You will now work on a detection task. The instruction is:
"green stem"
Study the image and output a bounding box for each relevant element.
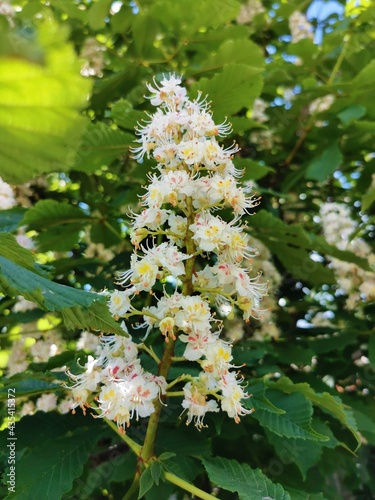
[123,473,141,500]
[164,471,217,500]
[137,343,161,364]
[166,391,185,397]
[328,34,350,85]
[92,404,142,456]
[166,374,191,389]
[181,196,197,296]
[137,196,197,466]
[139,338,176,464]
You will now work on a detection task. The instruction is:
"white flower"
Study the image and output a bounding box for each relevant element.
[174,296,212,333]
[204,340,233,377]
[309,95,335,115]
[147,74,187,108]
[237,0,265,24]
[58,398,75,414]
[252,98,269,123]
[68,355,102,392]
[76,331,101,352]
[0,176,16,209]
[80,37,105,77]
[180,330,217,361]
[16,233,35,250]
[12,296,37,313]
[19,401,36,417]
[36,393,58,412]
[218,372,252,423]
[181,382,219,429]
[109,289,134,317]
[289,11,314,43]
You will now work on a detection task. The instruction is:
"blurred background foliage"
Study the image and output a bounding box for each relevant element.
[0,0,374,498]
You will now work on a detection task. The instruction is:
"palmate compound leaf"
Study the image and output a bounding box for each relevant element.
[267,377,361,450]
[4,429,99,500]
[202,456,291,500]
[253,391,330,442]
[190,63,263,121]
[0,234,124,334]
[71,122,134,173]
[265,419,340,480]
[248,210,371,285]
[0,22,92,184]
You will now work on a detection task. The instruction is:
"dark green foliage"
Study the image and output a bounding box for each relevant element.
[0,1,374,499]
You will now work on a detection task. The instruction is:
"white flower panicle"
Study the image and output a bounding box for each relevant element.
[68,74,268,430]
[237,0,265,24]
[320,202,375,309]
[289,11,314,43]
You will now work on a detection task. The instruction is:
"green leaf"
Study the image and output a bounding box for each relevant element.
[203,456,290,500]
[90,218,123,246]
[0,255,96,311]
[337,105,366,125]
[132,13,161,59]
[0,233,42,271]
[266,419,339,479]
[72,123,134,172]
[190,64,263,121]
[0,208,26,233]
[287,489,325,500]
[150,461,162,486]
[253,391,330,442]
[248,211,335,285]
[111,4,133,34]
[362,186,375,211]
[368,334,375,365]
[268,377,360,449]
[87,0,112,30]
[0,411,98,450]
[150,0,240,34]
[0,377,62,399]
[22,200,87,230]
[138,467,155,498]
[4,430,99,500]
[155,426,212,457]
[79,452,137,499]
[309,235,372,271]
[0,234,124,334]
[162,455,201,483]
[158,452,176,461]
[236,158,274,181]
[111,99,145,131]
[247,379,286,414]
[350,400,375,446]
[61,302,125,335]
[21,199,88,251]
[0,22,91,184]
[36,223,83,252]
[199,38,264,74]
[305,142,343,182]
[28,351,79,372]
[306,329,358,354]
[266,430,322,480]
[352,59,375,87]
